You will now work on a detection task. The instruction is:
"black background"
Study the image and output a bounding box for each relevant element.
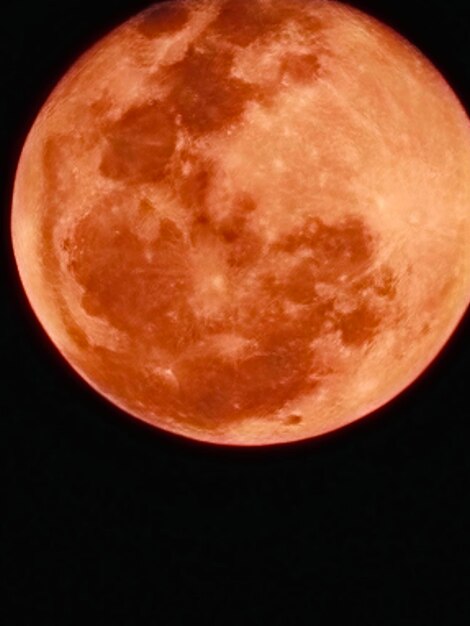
[2,1,470,624]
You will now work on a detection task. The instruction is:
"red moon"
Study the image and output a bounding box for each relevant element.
[11,0,470,445]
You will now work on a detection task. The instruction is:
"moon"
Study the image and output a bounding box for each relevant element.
[11,0,470,446]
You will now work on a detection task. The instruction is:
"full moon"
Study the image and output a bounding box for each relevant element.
[12,0,470,445]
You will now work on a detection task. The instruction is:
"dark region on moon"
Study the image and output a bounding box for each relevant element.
[138,1,191,38]
[100,103,178,183]
[38,0,398,430]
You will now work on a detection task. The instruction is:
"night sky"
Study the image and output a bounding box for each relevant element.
[2,1,470,624]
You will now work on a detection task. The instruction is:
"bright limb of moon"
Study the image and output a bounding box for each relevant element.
[11,0,470,445]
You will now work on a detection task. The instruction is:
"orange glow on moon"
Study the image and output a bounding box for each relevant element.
[11,0,470,446]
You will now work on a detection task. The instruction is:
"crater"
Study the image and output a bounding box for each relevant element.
[285,414,303,425]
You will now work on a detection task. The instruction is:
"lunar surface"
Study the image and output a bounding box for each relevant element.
[12,0,470,445]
